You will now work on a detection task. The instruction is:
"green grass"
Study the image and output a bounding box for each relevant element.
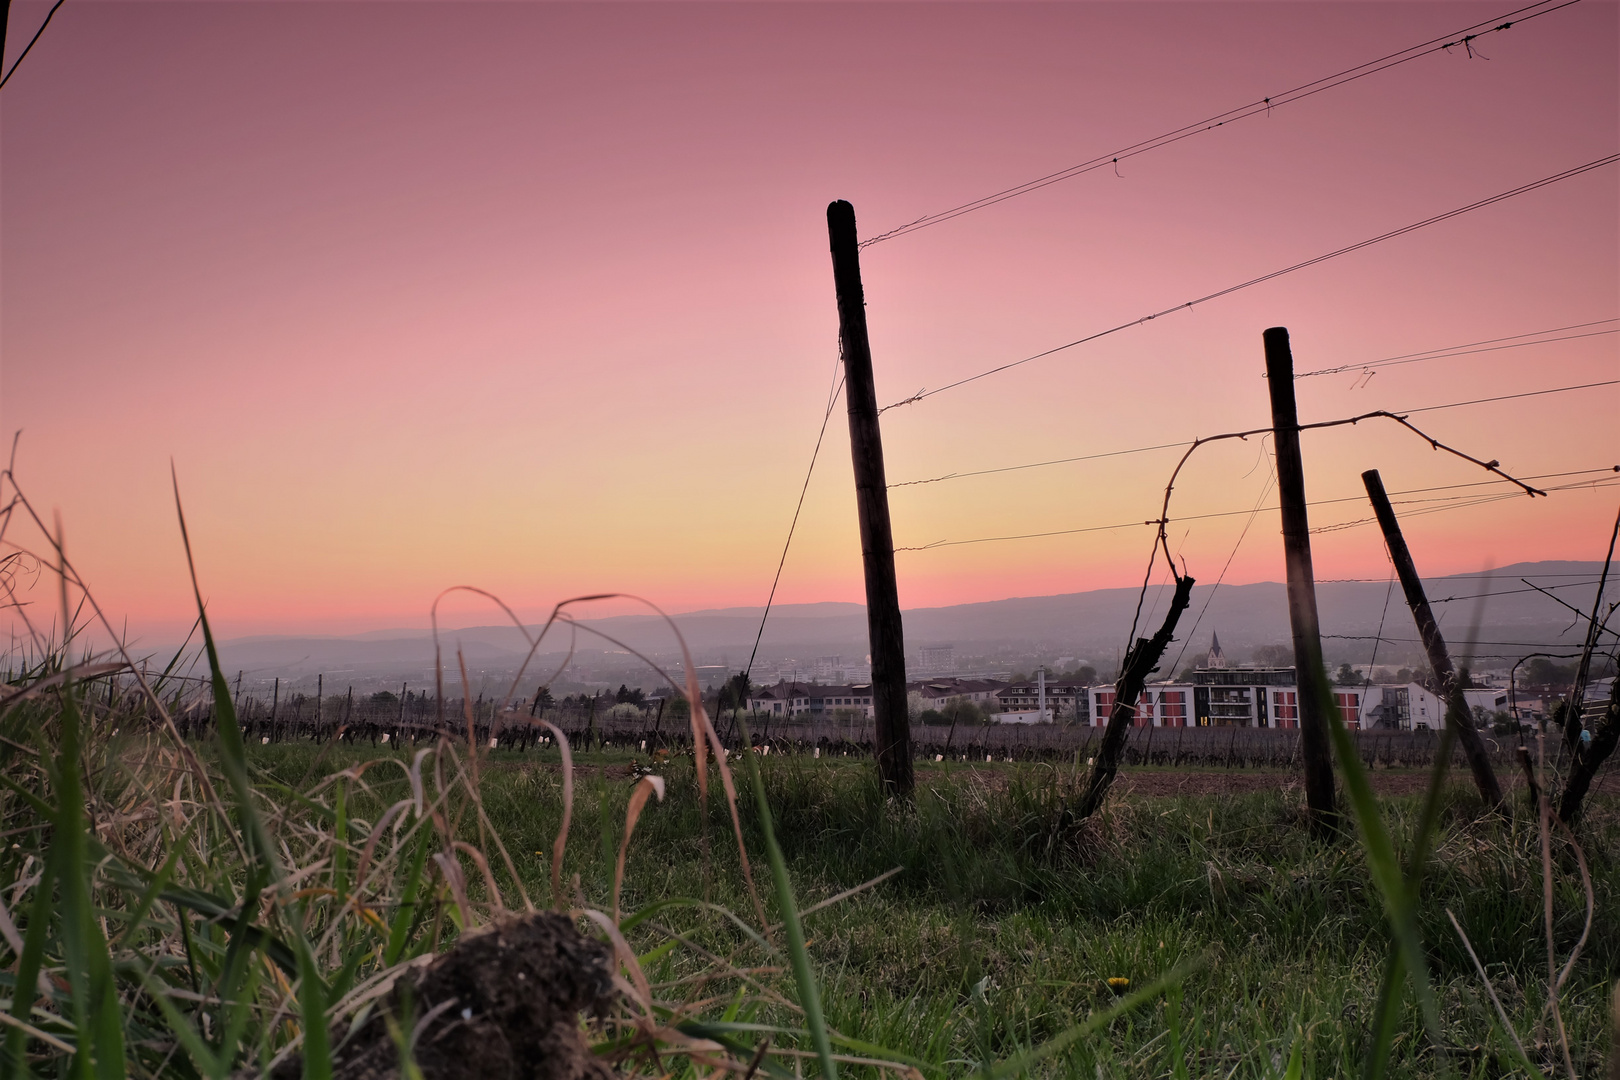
[232,742,1616,1078]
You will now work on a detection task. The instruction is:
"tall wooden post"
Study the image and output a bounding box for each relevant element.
[1361,469,1504,807]
[828,200,913,797]
[1264,327,1338,836]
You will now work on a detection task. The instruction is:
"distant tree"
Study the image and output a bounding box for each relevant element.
[534,686,555,711]
[1175,666,1200,683]
[1334,663,1360,686]
[1524,658,1576,688]
[720,672,753,714]
[369,690,398,706]
[1252,645,1293,667]
[615,684,645,706]
[667,694,691,720]
[919,708,945,725]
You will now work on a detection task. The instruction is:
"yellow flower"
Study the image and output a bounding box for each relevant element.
[1106,978,1130,993]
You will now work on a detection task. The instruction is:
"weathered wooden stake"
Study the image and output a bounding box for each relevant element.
[1264,327,1339,837]
[828,200,913,797]
[1362,468,1504,807]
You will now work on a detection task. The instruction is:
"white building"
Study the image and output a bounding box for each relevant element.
[1360,683,1447,731]
[1463,688,1512,716]
[746,681,875,719]
[997,678,1089,722]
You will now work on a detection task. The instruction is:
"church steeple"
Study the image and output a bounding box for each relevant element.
[1207,632,1227,669]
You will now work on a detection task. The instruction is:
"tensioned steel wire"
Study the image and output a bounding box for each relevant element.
[858,0,1587,249]
[876,155,1620,413]
[888,330,1619,490]
[894,466,1620,552]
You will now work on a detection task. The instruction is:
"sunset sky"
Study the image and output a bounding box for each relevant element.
[2,1,1616,644]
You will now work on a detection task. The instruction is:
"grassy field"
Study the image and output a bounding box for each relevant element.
[237,742,1617,1078]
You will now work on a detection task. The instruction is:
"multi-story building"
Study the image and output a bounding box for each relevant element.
[1189,665,1298,727]
[999,679,1091,722]
[1089,684,1194,727]
[746,681,875,719]
[1085,667,1377,730]
[747,682,813,717]
[917,644,955,673]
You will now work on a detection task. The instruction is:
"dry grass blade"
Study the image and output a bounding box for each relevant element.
[1537,731,1578,1080]
[1551,819,1594,999]
[0,661,125,712]
[615,774,666,924]
[1445,909,1539,1075]
[536,719,573,910]
[0,1006,77,1054]
[693,696,773,942]
[351,798,417,896]
[431,851,475,929]
[774,867,903,931]
[580,908,654,1016]
[450,840,505,914]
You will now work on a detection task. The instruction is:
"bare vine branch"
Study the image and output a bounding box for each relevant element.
[1126,408,1544,658]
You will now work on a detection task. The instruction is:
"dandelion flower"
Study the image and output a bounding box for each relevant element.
[1107,978,1130,993]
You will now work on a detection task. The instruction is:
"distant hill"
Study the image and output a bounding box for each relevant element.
[208,561,1608,685]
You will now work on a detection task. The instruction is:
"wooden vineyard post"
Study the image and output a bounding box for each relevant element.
[1264,327,1339,837]
[1361,469,1504,807]
[827,200,913,797]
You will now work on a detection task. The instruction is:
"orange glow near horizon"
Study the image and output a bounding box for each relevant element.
[1,2,1615,645]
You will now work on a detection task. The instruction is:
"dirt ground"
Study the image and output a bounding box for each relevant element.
[269,912,619,1080]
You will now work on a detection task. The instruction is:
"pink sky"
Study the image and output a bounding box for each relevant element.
[2,1,1616,643]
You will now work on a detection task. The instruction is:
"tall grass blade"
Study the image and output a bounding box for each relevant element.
[296,935,333,1080]
[171,466,279,882]
[735,716,836,1080]
[50,632,125,1080]
[3,846,58,1079]
[385,827,433,967]
[1321,685,1442,1078]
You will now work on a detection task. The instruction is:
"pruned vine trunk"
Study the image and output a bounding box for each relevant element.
[1558,676,1620,824]
[1075,573,1196,820]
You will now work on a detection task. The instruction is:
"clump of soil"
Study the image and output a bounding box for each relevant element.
[272,911,619,1080]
